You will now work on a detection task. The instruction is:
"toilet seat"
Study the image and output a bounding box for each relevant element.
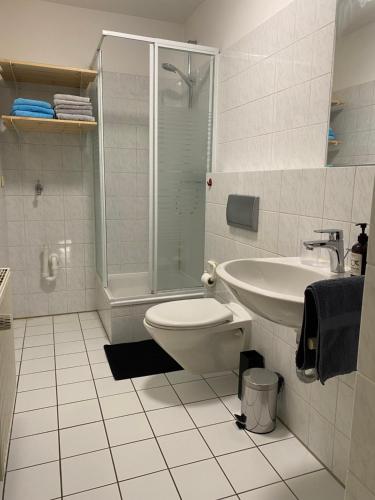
[145,298,233,330]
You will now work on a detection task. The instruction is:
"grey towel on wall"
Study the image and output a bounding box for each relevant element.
[56,113,95,122]
[54,94,90,103]
[296,276,365,384]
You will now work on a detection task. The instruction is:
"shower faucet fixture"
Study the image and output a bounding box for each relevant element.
[161,62,195,108]
[161,63,195,88]
[35,179,43,196]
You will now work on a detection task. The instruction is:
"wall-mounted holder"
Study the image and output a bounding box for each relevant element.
[35,180,43,196]
[201,260,217,288]
[295,328,317,383]
[42,246,59,283]
[226,195,259,232]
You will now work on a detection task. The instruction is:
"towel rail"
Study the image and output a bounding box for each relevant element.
[295,328,318,383]
[307,338,317,350]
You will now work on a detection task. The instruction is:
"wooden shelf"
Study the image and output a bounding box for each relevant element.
[328,139,342,146]
[1,115,97,134]
[331,99,345,107]
[331,100,345,113]
[0,59,97,89]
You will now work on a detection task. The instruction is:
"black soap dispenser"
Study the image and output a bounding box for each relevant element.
[350,223,368,276]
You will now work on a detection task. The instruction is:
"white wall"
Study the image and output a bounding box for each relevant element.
[213,0,335,173]
[0,0,184,69]
[206,164,375,483]
[187,0,363,484]
[185,0,294,49]
[345,182,375,500]
[334,20,375,91]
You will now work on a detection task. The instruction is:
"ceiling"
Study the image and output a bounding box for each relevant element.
[43,0,204,23]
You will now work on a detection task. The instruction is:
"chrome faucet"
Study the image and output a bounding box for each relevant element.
[303,229,345,273]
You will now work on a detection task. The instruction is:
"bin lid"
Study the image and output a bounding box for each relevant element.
[242,368,279,391]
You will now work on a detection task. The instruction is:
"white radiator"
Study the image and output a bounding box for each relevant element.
[0,269,16,480]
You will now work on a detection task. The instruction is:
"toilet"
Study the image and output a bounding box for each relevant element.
[143,298,252,374]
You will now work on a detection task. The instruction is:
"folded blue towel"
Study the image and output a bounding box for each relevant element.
[12,105,54,116]
[11,110,54,119]
[328,127,336,140]
[13,98,52,109]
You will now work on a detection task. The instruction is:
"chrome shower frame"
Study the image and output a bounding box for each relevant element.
[93,30,219,300]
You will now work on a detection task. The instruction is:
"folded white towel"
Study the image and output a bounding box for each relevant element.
[56,113,95,122]
[54,94,90,103]
[54,99,92,107]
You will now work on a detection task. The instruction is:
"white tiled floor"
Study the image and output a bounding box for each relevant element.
[5,312,345,500]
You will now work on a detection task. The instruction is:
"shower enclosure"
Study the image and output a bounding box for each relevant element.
[92,31,217,341]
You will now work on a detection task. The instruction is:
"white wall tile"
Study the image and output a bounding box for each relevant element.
[358,265,375,382]
[300,168,326,217]
[293,34,313,85]
[345,472,375,500]
[333,430,350,484]
[348,374,375,495]
[336,381,355,438]
[278,213,299,256]
[309,74,332,125]
[324,167,355,221]
[280,170,303,214]
[308,408,334,468]
[310,378,338,424]
[311,24,335,79]
[352,167,375,223]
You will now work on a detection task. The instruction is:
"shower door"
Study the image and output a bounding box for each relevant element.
[150,44,215,293]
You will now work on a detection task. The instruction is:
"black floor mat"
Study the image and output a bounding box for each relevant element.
[104,339,182,380]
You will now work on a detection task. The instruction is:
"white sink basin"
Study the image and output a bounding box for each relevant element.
[216,257,336,328]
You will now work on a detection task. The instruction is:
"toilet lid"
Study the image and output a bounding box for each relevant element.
[145,298,233,329]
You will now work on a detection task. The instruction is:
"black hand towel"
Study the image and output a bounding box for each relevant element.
[296,276,365,384]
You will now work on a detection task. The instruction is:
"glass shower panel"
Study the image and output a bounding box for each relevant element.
[91,52,106,285]
[156,47,214,292]
[101,37,151,297]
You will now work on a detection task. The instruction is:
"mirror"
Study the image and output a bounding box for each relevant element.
[328,0,375,167]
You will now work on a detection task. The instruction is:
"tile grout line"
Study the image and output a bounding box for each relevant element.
[77,313,125,500]
[167,381,239,497]
[8,315,343,499]
[219,16,334,87]
[2,321,27,500]
[5,428,300,474]
[168,376,301,498]
[255,443,299,499]
[128,377,183,500]
[53,316,64,500]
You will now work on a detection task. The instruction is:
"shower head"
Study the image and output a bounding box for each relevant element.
[161,62,194,89]
[162,62,177,73]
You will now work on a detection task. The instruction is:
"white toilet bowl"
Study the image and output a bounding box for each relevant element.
[143,298,252,374]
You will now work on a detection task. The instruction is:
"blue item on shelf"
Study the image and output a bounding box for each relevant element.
[11,110,54,119]
[13,98,52,109]
[12,105,54,116]
[328,127,336,140]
